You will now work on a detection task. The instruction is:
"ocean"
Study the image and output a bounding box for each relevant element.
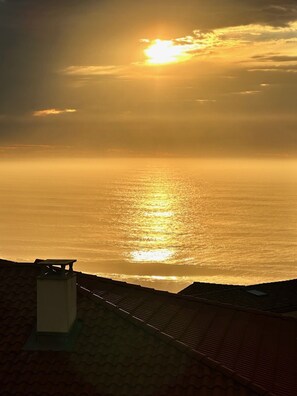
[0,158,296,292]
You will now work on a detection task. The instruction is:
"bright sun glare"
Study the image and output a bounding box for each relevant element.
[144,39,190,65]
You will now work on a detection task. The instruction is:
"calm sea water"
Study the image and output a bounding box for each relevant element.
[0,158,296,292]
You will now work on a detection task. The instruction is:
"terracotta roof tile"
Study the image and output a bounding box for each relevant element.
[1,260,295,395]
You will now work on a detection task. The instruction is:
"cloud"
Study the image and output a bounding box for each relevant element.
[141,22,297,65]
[259,3,297,26]
[252,54,297,62]
[265,5,288,13]
[33,108,77,117]
[61,22,297,78]
[234,90,261,95]
[0,144,76,158]
[249,66,297,73]
[0,144,53,151]
[62,65,125,77]
[195,99,217,104]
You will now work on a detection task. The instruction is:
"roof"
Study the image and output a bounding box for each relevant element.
[1,259,297,396]
[179,279,297,313]
[77,272,297,396]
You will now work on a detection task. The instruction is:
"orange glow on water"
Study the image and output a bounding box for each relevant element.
[128,168,182,263]
[130,249,174,262]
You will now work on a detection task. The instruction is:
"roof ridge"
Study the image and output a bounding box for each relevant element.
[77,284,277,396]
[252,278,297,287]
[183,278,297,288]
[77,271,297,323]
[181,285,244,297]
[0,259,36,267]
[182,281,244,288]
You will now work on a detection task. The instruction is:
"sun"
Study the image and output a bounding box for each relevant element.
[144,39,191,65]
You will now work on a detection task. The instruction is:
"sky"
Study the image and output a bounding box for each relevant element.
[0,0,296,157]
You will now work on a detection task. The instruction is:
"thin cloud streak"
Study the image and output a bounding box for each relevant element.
[63,66,125,76]
[195,99,217,103]
[248,67,297,73]
[235,90,261,95]
[33,108,77,117]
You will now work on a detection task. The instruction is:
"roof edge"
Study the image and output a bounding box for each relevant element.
[77,271,297,323]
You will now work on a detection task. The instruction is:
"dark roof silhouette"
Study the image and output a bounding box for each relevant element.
[179,279,297,313]
[1,259,297,396]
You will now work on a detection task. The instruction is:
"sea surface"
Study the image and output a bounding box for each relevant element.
[0,158,296,292]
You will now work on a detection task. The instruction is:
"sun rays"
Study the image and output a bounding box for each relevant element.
[143,39,193,65]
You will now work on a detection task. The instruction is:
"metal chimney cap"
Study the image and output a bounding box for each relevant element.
[35,259,76,277]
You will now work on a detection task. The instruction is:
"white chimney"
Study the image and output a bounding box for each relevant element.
[36,259,77,334]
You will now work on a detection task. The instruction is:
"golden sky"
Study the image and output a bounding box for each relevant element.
[0,0,296,157]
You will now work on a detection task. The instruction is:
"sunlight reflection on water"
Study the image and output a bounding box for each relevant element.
[130,249,174,262]
[125,167,183,264]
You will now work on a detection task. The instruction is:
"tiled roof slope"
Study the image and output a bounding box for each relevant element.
[78,272,297,396]
[0,260,262,396]
[179,280,297,313]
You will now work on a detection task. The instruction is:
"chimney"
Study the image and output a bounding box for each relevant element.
[36,259,77,334]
